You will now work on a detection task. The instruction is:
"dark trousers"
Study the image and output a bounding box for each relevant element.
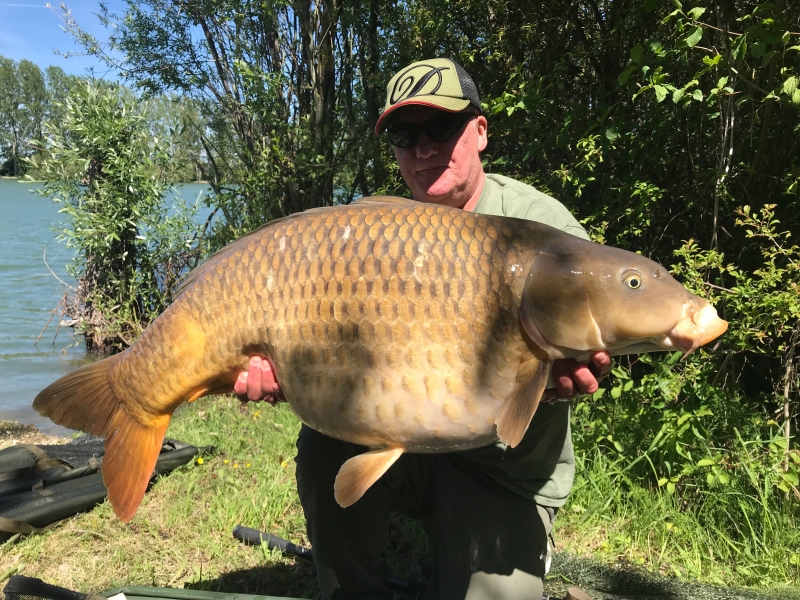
[295,425,554,600]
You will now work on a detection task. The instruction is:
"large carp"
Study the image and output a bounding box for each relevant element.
[34,197,727,521]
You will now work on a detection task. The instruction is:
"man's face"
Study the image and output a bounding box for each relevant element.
[389,105,488,209]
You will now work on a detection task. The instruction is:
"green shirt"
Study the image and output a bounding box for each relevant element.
[448,173,589,508]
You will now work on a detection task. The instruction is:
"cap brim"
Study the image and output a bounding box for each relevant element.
[374,97,472,134]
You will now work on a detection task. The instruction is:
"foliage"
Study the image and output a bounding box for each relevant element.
[30,81,204,352]
[57,0,408,245]
[144,93,209,183]
[571,202,800,580]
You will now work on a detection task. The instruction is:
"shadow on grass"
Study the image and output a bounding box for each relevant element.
[185,559,317,599]
[547,553,800,600]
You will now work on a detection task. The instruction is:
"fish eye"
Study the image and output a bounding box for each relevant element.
[623,271,643,289]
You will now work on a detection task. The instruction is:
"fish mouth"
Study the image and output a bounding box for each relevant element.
[663,303,728,357]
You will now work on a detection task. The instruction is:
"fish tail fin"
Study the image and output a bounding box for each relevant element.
[334,447,404,508]
[33,353,169,522]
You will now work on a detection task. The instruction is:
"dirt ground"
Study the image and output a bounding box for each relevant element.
[0,420,69,451]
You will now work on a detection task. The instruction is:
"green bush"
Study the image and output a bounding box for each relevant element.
[31,81,204,352]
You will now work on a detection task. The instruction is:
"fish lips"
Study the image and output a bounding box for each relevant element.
[662,304,729,357]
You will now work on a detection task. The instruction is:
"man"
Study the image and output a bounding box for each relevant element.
[236,58,610,599]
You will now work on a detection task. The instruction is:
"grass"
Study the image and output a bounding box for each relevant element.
[0,398,317,598]
[2,396,800,599]
[555,448,800,595]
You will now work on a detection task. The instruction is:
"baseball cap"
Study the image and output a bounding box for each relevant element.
[374,58,482,134]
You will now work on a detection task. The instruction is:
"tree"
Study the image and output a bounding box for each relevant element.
[0,57,48,176]
[145,93,208,182]
[18,59,47,147]
[59,0,410,245]
[44,65,82,139]
[0,56,25,176]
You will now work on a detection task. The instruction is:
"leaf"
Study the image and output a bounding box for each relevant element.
[734,36,748,60]
[611,386,622,399]
[697,458,716,467]
[692,89,704,101]
[654,84,668,102]
[666,481,676,494]
[618,67,635,85]
[673,88,686,103]
[687,7,706,19]
[631,45,644,64]
[648,39,664,55]
[685,26,703,48]
[793,90,800,104]
[751,41,766,58]
[783,76,798,96]
[605,127,620,142]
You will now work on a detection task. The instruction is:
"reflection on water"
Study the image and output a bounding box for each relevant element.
[0,179,212,433]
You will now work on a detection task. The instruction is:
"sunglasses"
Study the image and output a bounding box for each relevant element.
[386,112,476,149]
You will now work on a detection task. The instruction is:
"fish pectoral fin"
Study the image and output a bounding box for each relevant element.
[495,357,551,448]
[334,447,404,508]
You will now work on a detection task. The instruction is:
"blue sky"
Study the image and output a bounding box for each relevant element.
[0,0,124,77]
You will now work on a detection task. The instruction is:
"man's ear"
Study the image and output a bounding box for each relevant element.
[476,115,488,152]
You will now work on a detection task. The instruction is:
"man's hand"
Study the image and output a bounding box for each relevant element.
[233,356,285,405]
[551,351,611,398]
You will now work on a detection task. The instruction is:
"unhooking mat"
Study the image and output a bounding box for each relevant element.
[2,576,296,600]
[0,435,202,541]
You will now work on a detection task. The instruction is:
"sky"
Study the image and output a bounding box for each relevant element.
[0,0,124,77]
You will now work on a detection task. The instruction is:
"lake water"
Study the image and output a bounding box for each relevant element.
[0,179,212,433]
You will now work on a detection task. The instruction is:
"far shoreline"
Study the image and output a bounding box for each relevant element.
[1,175,212,184]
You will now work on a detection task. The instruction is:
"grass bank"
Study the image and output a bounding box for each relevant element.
[1,397,799,599]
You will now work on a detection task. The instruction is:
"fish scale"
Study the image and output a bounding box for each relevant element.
[33,196,728,520]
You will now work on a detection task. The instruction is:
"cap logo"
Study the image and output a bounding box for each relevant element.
[389,64,452,106]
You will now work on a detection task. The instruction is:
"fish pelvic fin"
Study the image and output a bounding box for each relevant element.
[495,357,551,448]
[334,447,404,508]
[32,353,169,522]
